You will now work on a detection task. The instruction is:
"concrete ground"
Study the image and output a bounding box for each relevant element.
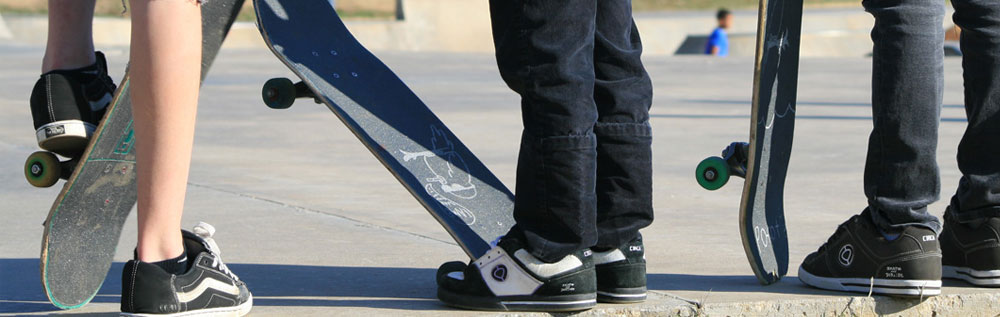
[2,43,998,316]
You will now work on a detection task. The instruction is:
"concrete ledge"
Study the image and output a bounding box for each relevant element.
[3,15,263,49]
[0,11,12,39]
[549,290,1000,316]
[701,292,1000,316]
[398,0,492,52]
[677,32,873,57]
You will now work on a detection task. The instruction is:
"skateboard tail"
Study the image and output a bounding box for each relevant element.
[40,77,132,310]
[739,204,790,285]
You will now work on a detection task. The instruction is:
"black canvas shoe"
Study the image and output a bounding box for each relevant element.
[593,236,646,303]
[798,211,942,296]
[29,51,117,157]
[121,223,252,316]
[940,213,1000,287]
[436,235,597,312]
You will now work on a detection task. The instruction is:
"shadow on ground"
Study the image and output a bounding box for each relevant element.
[646,272,853,298]
[1,258,444,314]
[4,259,960,315]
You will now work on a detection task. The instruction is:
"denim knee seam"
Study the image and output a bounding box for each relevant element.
[594,121,652,137]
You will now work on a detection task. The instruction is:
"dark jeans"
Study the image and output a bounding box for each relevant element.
[489,0,654,262]
[863,0,1000,233]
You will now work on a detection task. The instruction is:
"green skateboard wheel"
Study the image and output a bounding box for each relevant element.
[25,151,60,188]
[696,156,729,191]
[262,77,296,109]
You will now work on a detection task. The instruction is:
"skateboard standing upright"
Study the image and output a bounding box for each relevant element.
[694,0,803,285]
[23,0,245,309]
[253,0,514,258]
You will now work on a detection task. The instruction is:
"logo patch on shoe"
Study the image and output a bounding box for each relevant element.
[45,126,65,137]
[492,265,508,282]
[561,283,575,292]
[839,244,854,267]
[476,247,544,296]
[884,266,905,278]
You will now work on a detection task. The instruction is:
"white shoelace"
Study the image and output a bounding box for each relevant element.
[210,256,239,281]
[192,222,240,281]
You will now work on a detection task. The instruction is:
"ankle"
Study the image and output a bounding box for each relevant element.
[137,236,185,263]
[147,250,189,275]
[138,248,185,263]
[41,51,97,74]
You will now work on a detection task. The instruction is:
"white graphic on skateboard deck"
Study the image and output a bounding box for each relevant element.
[401,124,478,225]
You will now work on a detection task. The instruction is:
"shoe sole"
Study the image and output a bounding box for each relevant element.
[798,267,941,297]
[120,294,252,317]
[943,265,1000,287]
[36,120,94,156]
[438,287,595,312]
[597,287,647,303]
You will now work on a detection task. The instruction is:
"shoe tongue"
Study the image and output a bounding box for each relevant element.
[182,230,212,256]
[192,222,216,238]
[189,222,223,255]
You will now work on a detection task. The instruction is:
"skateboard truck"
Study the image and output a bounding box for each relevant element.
[24,151,78,188]
[695,142,749,190]
[261,77,322,109]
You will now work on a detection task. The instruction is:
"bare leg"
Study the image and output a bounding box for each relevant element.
[42,0,97,72]
[129,0,202,263]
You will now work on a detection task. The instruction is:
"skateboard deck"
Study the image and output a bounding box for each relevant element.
[695,0,802,285]
[254,0,515,258]
[25,0,245,309]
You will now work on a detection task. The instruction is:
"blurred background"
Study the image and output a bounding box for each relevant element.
[0,0,965,57]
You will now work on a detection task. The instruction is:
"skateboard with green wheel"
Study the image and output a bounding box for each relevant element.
[694,0,803,285]
[23,0,245,309]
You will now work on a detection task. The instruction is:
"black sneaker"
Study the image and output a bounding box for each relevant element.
[798,211,942,296]
[121,223,252,316]
[593,236,646,303]
[941,212,1000,287]
[29,51,117,157]
[436,235,597,312]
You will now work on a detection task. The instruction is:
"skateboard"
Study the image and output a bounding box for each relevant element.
[22,0,245,309]
[254,0,515,258]
[694,0,802,285]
